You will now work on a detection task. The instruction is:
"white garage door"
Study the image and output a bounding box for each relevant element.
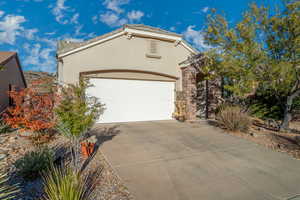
[87,78,175,123]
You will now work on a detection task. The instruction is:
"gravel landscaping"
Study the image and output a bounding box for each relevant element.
[0,130,134,200]
[210,119,300,160]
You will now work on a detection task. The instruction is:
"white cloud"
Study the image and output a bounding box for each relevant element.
[0,15,26,45]
[183,25,210,50]
[103,0,129,14]
[52,0,69,24]
[18,0,44,2]
[98,0,145,28]
[100,12,127,27]
[202,6,209,13]
[92,15,98,24]
[87,32,96,38]
[23,41,56,72]
[64,38,84,43]
[45,31,56,35]
[70,13,79,24]
[24,28,38,40]
[170,26,176,31]
[0,10,4,17]
[127,10,144,22]
[74,25,84,36]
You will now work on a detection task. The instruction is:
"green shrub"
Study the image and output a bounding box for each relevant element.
[0,172,20,200]
[14,146,54,180]
[55,80,104,138]
[55,80,104,171]
[0,117,13,134]
[43,165,97,200]
[216,105,251,132]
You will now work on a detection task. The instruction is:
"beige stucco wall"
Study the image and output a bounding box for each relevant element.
[58,35,192,91]
[0,58,26,112]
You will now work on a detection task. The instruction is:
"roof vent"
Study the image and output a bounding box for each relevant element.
[146,40,161,59]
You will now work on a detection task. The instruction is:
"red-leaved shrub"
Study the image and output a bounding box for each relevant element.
[3,80,58,133]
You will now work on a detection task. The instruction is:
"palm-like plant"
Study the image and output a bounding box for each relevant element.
[43,165,99,200]
[0,172,20,200]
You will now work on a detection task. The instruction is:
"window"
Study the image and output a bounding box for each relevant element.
[8,84,13,106]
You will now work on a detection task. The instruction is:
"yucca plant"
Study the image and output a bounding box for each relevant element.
[0,172,20,200]
[42,165,100,200]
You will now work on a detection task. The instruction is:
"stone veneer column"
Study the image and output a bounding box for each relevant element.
[181,66,197,121]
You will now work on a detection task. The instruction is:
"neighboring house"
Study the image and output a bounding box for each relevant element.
[23,71,54,86]
[57,24,199,123]
[0,52,27,113]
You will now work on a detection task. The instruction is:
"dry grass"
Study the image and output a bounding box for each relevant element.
[216,105,252,132]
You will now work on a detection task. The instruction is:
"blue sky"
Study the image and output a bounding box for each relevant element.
[1,0,281,73]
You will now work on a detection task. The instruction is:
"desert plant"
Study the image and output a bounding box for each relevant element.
[3,80,58,134]
[216,105,251,132]
[14,146,54,180]
[172,92,187,121]
[0,172,20,200]
[0,117,13,134]
[55,80,104,171]
[55,80,104,138]
[42,165,100,200]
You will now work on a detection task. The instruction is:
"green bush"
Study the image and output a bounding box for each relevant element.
[55,80,104,138]
[43,165,97,200]
[0,117,13,134]
[0,172,19,200]
[216,105,251,132]
[14,146,54,180]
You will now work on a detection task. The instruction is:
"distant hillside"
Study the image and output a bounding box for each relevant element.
[23,71,56,88]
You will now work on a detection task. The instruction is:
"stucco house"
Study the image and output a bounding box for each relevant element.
[0,52,27,113]
[56,24,200,123]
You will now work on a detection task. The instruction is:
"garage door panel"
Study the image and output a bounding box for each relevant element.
[87,78,175,123]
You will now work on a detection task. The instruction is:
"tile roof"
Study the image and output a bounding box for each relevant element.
[0,52,16,64]
[57,24,189,56]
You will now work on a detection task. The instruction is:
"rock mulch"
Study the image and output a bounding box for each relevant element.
[0,132,35,171]
[0,131,134,200]
[84,150,134,200]
[211,119,300,160]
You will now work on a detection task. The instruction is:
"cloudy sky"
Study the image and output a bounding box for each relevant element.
[1,0,280,73]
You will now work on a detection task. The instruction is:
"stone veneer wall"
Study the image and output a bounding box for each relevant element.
[181,66,197,121]
[182,65,223,120]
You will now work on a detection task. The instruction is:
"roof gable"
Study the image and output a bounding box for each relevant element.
[0,51,27,87]
[57,24,198,58]
[0,52,16,65]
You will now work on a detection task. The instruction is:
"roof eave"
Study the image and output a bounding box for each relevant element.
[57,25,198,58]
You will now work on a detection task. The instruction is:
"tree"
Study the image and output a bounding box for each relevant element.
[203,0,300,131]
[55,80,104,171]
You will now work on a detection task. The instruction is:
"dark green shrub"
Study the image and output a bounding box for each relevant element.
[14,146,54,180]
[216,105,251,132]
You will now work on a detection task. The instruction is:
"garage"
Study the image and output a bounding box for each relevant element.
[57,25,198,122]
[87,78,175,123]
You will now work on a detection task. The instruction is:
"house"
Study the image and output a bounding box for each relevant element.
[0,52,27,113]
[56,24,200,123]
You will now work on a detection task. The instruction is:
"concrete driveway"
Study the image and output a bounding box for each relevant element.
[98,120,300,200]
